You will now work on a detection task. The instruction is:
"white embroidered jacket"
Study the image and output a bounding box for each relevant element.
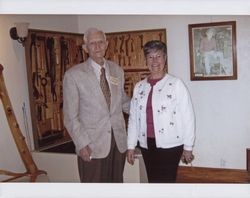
[127,74,195,151]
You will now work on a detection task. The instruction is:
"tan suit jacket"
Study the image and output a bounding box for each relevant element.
[63,58,130,158]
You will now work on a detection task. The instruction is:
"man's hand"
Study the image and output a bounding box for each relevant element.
[126,149,135,165]
[80,145,92,162]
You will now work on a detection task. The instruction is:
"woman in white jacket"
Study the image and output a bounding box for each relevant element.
[127,40,195,183]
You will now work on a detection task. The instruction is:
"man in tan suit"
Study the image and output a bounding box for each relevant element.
[63,28,130,182]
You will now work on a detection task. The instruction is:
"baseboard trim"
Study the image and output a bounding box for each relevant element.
[176,166,250,183]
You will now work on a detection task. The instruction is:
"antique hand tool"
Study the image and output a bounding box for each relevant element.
[46,37,57,102]
[119,35,125,53]
[118,54,122,65]
[128,56,131,66]
[37,36,50,77]
[32,72,40,99]
[125,34,131,56]
[77,45,84,63]
[114,36,118,53]
[60,36,69,81]
[41,77,48,104]
[30,33,39,86]
[139,34,144,49]
[131,38,134,52]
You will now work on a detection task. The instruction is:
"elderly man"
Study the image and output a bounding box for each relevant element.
[63,27,130,182]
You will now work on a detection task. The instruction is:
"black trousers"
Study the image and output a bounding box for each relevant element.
[77,132,126,183]
[140,138,183,183]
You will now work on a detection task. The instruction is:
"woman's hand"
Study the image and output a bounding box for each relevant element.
[181,150,194,164]
[127,149,135,165]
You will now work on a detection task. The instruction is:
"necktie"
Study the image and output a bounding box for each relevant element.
[100,67,111,109]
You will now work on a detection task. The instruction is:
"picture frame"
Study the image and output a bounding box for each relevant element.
[188,21,237,80]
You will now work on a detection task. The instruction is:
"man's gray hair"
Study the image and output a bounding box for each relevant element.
[83,27,107,43]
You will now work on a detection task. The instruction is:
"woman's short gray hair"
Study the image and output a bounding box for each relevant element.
[143,40,167,57]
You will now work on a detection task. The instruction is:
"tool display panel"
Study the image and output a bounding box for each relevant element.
[25,29,85,151]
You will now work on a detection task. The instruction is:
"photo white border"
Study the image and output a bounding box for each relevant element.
[0,0,250,197]
[0,0,250,15]
[1,183,250,198]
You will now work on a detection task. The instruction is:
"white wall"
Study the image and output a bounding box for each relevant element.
[0,15,250,182]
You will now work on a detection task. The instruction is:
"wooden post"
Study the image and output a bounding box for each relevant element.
[0,64,46,182]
